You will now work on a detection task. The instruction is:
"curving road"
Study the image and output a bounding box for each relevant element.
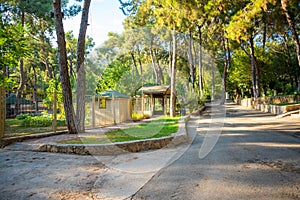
[0,103,299,199]
[131,103,300,200]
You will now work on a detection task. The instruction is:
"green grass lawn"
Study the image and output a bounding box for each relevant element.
[4,118,66,137]
[58,116,180,144]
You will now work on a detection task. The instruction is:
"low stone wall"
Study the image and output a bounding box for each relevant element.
[38,116,190,156]
[1,130,68,148]
[256,104,300,115]
[241,94,300,107]
[240,95,300,115]
[39,136,177,156]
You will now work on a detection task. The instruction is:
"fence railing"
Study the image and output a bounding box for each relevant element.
[0,90,161,139]
[1,88,64,139]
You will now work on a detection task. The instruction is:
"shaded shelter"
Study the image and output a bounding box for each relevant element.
[6,93,33,117]
[138,85,171,115]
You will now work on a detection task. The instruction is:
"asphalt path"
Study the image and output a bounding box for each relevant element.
[0,103,299,200]
[131,103,300,200]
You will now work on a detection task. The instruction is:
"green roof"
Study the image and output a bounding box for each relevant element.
[97,90,129,99]
[6,94,32,104]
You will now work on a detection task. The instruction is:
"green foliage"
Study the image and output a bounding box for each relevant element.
[57,119,67,126]
[96,56,132,93]
[131,113,144,121]
[227,49,252,93]
[21,115,52,127]
[19,113,66,127]
[0,23,30,87]
[16,113,31,120]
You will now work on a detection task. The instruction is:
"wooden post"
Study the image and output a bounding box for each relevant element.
[92,95,95,128]
[112,94,116,124]
[141,95,144,116]
[52,91,57,132]
[151,94,155,116]
[164,96,167,115]
[0,87,5,140]
[129,97,132,118]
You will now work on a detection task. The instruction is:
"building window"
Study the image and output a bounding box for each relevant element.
[98,97,106,109]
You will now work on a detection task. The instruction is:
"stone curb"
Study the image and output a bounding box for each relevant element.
[38,106,206,156]
[38,116,190,156]
[0,130,68,148]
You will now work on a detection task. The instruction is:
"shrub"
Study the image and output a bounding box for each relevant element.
[16,114,31,120]
[131,113,144,121]
[21,115,52,127]
[57,119,67,126]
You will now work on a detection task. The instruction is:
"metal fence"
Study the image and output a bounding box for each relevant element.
[1,88,63,138]
[0,90,163,139]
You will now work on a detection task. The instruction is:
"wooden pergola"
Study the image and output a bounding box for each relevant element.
[138,85,171,115]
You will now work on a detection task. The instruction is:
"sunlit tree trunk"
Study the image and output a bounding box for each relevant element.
[281,0,300,91]
[249,36,259,100]
[149,36,158,84]
[220,33,229,105]
[170,27,177,117]
[187,30,196,89]
[198,25,204,97]
[137,47,143,75]
[76,0,91,132]
[52,0,78,134]
[211,57,215,102]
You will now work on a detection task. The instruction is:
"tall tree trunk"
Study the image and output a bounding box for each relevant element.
[76,0,91,132]
[52,0,78,134]
[187,30,196,89]
[149,36,158,84]
[156,61,164,84]
[44,60,53,79]
[15,9,25,116]
[249,36,259,100]
[154,50,164,84]
[198,25,204,97]
[131,51,139,76]
[170,27,177,117]
[284,33,297,90]
[32,66,38,113]
[211,57,215,102]
[281,0,300,91]
[220,33,228,105]
[168,38,172,78]
[137,47,143,75]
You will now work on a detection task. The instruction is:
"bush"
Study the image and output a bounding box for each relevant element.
[21,115,52,127]
[131,113,144,121]
[16,114,31,120]
[57,119,67,126]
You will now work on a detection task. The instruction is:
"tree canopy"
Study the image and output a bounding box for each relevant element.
[1,0,299,126]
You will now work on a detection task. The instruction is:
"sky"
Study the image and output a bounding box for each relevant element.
[63,0,126,47]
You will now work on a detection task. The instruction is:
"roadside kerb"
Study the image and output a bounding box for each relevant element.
[38,106,206,156]
[0,130,68,148]
[38,116,189,155]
